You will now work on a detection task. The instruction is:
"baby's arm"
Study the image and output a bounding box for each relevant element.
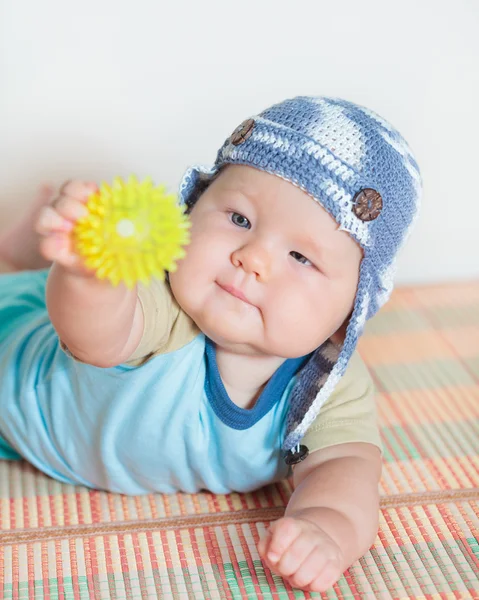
[37,180,144,367]
[258,442,381,592]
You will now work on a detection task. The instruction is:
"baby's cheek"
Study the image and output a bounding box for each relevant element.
[264,304,322,358]
[169,268,196,313]
[287,294,330,351]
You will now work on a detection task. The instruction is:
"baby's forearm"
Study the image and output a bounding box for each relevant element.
[46,263,143,367]
[286,446,381,571]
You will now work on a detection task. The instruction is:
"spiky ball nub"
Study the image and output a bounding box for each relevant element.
[73,176,191,288]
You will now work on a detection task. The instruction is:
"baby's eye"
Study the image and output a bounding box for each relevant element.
[230,212,251,229]
[290,251,313,266]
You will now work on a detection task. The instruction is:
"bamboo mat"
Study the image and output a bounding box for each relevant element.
[0,281,478,599]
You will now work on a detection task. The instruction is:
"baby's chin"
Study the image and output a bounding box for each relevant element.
[199,319,315,358]
[194,315,262,352]
[180,296,258,341]
[188,312,272,356]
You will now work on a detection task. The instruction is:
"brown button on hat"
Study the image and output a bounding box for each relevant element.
[230,118,255,146]
[352,188,383,221]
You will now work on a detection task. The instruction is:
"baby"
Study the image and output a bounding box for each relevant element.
[0,97,421,592]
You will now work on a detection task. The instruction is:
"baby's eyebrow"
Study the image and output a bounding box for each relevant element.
[299,233,331,254]
[214,185,252,204]
[297,232,347,262]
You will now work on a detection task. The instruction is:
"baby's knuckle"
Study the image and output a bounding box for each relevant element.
[290,571,311,589]
[58,179,73,194]
[51,195,64,212]
[278,517,301,536]
[325,544,343,564]
[276,557,296,578]
[56,198,77,220]
[69,180,95,199]
[55,196,71,211]
[287,544,307,564]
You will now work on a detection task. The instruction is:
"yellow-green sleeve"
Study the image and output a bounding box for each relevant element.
[126,278,200,365]
[302,351,383,454]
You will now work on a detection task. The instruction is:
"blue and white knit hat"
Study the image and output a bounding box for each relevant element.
[178,96,422,464]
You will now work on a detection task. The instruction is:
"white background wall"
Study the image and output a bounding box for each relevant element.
[1,0,478,284]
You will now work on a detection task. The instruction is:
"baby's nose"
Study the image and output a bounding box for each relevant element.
[231,242,273,280]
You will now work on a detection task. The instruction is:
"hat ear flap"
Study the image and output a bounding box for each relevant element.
[329,314,352,347]
[283,267,373,453]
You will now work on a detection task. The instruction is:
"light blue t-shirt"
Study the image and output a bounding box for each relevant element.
[0,270,309,495]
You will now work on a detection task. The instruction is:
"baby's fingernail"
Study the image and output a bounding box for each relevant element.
[268,552,279,563]
[63,220,74,232]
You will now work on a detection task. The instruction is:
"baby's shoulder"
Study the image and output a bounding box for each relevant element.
[127,278,200,365]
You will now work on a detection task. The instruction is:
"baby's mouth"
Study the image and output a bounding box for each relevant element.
[216,282,255,306]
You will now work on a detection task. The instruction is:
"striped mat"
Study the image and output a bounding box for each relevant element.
[0,281,478,599]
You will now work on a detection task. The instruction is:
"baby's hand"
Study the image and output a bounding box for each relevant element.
[35,180,97,274]
[257,514,343,592]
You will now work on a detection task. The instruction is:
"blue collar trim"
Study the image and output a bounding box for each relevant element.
[204,337,311,430]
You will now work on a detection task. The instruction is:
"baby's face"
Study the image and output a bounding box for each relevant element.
[169,165,362,358]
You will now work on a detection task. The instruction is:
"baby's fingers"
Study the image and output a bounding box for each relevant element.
[35,206,74,236]
[287,548,341,591]
[49,180,97,223]
[265,518,302,566]
[308,559,342,593]
[39,232,93,276]
[38,233,77,267]
[57,180,97,203]
[275,532,316,578]
[52,195,89,223]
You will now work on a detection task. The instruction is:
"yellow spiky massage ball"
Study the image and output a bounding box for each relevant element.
[73,176,191,288]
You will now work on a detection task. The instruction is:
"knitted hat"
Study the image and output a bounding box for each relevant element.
[178,96,422,465]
